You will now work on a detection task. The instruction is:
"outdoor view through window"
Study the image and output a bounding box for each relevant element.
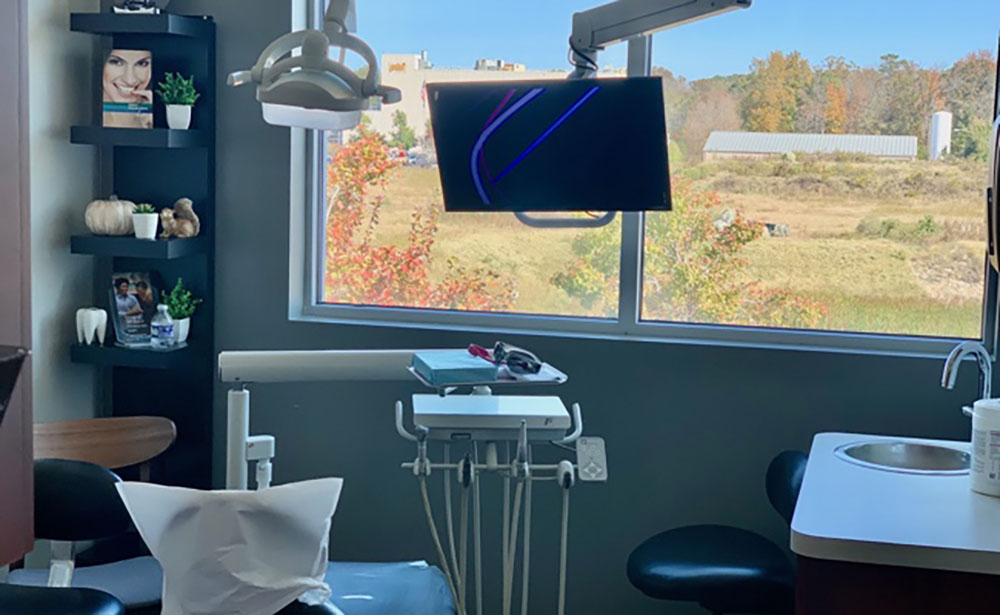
[322,0,999,339]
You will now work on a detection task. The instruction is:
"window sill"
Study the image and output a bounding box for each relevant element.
[293,303,972,360]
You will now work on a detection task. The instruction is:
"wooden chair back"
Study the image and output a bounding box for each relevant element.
[34,416,176,481]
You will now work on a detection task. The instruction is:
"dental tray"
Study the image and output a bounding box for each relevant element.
[407,362,567,393]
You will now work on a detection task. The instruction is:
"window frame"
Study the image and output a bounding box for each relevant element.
[293,5,1000,359]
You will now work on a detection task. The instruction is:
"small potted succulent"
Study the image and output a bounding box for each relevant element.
[156,73,200,130]
[132,203,158,240]
[163,278,202,344]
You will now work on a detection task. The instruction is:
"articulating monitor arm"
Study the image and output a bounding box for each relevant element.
[569,0,752,78]
[518,0,750,229]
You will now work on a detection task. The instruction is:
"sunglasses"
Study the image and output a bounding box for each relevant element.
[469,342,542,375]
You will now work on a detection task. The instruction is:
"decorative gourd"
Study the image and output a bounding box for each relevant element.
[85,195,135,236]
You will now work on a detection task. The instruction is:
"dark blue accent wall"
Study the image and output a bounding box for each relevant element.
[165,1,989,612]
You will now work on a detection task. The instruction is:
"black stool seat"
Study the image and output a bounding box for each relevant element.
[0,584,124,615]
[627,524,794,615]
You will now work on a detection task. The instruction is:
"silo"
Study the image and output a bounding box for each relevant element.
[929,111,953,161]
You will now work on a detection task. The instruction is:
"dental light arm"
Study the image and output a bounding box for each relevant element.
[227,0,400,131]
[518,0,751,229]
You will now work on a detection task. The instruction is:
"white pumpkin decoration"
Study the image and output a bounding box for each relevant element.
[85,195,136,236]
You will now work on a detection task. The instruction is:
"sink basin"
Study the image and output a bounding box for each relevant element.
[834,441,970,475]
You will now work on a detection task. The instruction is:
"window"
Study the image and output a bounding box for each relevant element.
[305,0,1000,353]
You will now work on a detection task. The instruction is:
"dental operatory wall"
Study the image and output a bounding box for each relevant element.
[28,0,101,423]
[160,2,988,613]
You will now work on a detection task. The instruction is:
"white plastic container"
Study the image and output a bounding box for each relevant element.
[151,304,175,350]
[971,398,1000,496]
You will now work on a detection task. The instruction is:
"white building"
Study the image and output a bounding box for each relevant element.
[362,53,623,141]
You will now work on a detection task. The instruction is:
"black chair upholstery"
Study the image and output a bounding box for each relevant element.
[0,584,124,615]
[766,451,807,526]
[33,459,133,541]
[627,451,808,615]
[7,459,162,613]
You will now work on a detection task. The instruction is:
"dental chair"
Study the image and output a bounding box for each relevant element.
[0,584,124,615]
[6,459,163,614]
[6,460,374,615]
[627,451,807,615]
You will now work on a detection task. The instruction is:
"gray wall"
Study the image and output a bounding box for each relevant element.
[192,1,986,612]
[28,0,101,424]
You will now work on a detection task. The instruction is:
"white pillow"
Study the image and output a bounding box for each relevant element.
[116,478,344,615]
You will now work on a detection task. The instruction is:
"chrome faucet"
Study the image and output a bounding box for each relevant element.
[941,341,993,416]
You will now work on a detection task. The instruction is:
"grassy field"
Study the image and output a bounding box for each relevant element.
[342,156,987,338]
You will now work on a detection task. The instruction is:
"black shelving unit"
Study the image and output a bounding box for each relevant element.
[71,12,215,489]
[71,126,210,148]
[71,343,203,370]
[71,235,209,259]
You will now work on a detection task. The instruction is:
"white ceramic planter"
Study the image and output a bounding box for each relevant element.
[174,317,191,344]
[133,213,159,241]
[166,104,192,130]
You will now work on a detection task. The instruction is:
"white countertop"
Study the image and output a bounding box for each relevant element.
[791,432,1000,575]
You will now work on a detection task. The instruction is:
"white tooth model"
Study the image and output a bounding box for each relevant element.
[76,308,108,345]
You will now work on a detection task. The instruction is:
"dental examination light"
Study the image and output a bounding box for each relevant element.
[510,0,751,229]
[227,0,401,131]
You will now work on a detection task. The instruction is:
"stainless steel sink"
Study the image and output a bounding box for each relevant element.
[834,441,970,475]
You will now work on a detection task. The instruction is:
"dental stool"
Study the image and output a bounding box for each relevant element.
[627,451,807,615]
[0,584,124,615]
[7,459,163,615]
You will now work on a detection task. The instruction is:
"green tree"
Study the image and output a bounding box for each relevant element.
[943,51,997,160]
[552,181,826,327]
[388,110,417,150]
[877,54,942,147]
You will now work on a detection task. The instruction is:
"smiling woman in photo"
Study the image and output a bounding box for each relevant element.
[102,49,153,128]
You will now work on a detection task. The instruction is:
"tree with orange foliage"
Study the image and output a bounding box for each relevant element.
[324,128,516,310]
[741,51,814,133]
[824,83,848,134]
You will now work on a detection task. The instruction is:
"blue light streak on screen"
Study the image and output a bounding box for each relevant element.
[493,85,601,183]
[469,88,545,205]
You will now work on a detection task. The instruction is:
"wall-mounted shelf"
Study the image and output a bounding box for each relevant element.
[71,343,202,370]
[71,235,208,260]
[69,11,216,489]
[70,13,214,38]
[71,126,209,149]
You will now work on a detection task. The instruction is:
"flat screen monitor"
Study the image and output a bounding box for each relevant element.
[427,77,671,213]
[0,346,26,427]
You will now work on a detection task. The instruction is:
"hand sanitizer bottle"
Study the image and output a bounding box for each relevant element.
[151,304,175,350]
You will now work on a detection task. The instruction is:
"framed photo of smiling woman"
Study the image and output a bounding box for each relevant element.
[102,49,153,129]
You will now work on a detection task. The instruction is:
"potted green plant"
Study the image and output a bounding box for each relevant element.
[132,203,158,240]
[156,73,200,130]
[163,278,202,344]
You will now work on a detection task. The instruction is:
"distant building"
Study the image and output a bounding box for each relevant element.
[703,131,918,161]
[474,58,526,72]
[928,111,953,161]
[361,53,624,141]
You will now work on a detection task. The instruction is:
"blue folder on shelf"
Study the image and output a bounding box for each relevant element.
[411,350,498,386]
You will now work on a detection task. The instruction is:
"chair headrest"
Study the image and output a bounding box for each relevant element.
[765,450,808,526]
[34,459,132,541]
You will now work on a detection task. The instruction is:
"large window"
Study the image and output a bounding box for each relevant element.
[307,0,1000,352]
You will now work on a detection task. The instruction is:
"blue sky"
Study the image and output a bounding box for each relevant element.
[357,0,1000,80]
